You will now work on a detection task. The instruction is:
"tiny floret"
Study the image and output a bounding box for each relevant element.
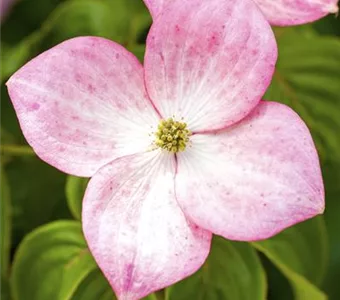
[155,118,191,152]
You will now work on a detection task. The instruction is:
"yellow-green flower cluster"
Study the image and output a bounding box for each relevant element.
[155,118,191,153]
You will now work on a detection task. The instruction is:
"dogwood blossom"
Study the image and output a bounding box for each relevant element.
[6,0,324,299]
[253,0,339,25]
[144,0,339,26]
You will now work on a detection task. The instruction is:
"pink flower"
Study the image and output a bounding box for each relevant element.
[253,0,339,25]
[6,0,324,299]
[145,0,339,26]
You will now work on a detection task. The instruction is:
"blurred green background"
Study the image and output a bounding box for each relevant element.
[1,0,340,299]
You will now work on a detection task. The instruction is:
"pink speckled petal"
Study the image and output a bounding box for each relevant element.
[176,101,324,241]
[6,37,159,177]
[82,151,211,300]
[143,0,165,18]
[253,0,339,26]
[144,0,277,132]
[143,0,339,26]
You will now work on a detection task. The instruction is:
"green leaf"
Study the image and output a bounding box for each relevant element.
[10,220,162,300]
[165,236,266,300]
[1,0,62,45]
[0,125,19,165]
[312,15,340,37]
[1,276,11,300]
[261,255,294,300]
[65,176,89,221]
[1,0,151,83]
[0,167,11,277]
[72,267,159,300]
[322,159,340,299]
[1,34,43,83]
[253,217,328,300]
[10,221,99,300]
[128,44,147,63]
[121,0,152,46]
[5,156,70,246]
[265,29,340,162]
[1,144,35,157]
[71,268,114,300]
[0,126,16,145]
[41,0,129,45]
[1,85,25,143]
[1,0,129,82]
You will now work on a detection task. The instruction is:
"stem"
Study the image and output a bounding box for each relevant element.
[1,144,35,156]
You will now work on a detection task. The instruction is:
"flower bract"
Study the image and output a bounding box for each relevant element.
[6,0,325,299]
[144,0,339,26]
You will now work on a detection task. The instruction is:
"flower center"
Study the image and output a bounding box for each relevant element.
[154,118,191,153]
